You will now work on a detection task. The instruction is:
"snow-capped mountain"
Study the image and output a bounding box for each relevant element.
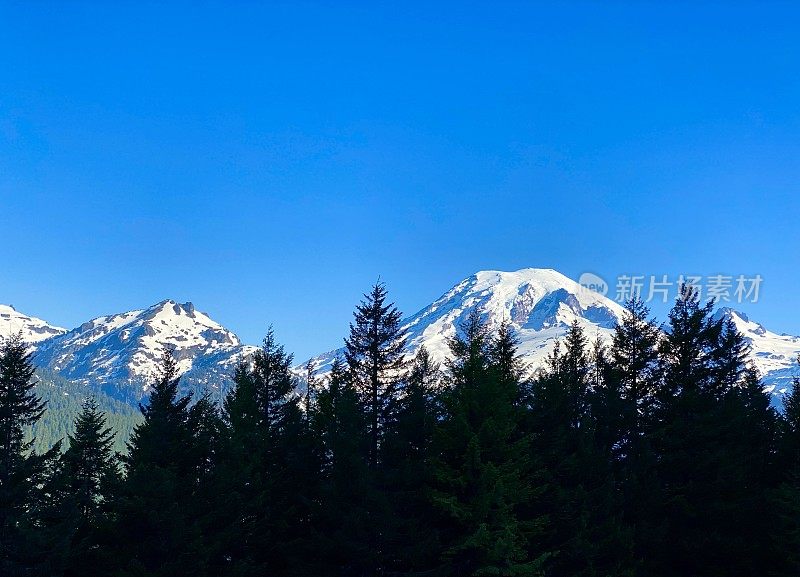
[403,268,624,367]
[2,268,798,408]
[0,304,67,344]
[32,300,255,401]
[306,269,799,406]
[308,268,626,375]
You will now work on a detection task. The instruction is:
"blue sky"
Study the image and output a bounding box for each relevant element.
[1,2,799,360]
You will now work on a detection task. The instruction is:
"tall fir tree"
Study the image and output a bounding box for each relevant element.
[213,329,317,576]
[343,281,407,574]
[312,357,373,576]
[54,396,121,577]
[609,298,661,441]
[250,329,315,576]
[430,311,547,576]
[344,281,407,471]
[600,299,661,574]
[528,321,631,577]
[106,347,211,577]
[382,346,442,574]
[0,333,61,576]
[650,285,776,576]
[209,361,262,576]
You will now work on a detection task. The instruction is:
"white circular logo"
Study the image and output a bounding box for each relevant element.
[578,272,608,297]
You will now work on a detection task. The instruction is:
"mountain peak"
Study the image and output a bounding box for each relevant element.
[33,301,249,398]
[405,267,623,355]
[0,304,67,344]
[473,267,574,287]
[715,307,750,323]
[146,299,199,320]
[308,267,624,376]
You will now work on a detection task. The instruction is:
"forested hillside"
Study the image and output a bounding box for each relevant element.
[26,369,141,454]
[1,283,799,577]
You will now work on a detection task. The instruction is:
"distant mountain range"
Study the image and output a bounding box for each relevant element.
[1,301,254,403]
[2,269,798,411]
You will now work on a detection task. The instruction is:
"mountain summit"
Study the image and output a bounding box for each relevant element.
[2,268,798,406]
[306,269,799,407]
[0,304,67,344]
[403,267,624,365]
[309,268,626,374]
[31,300,253,401]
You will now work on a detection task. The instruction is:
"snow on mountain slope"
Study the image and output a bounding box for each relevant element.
[33,300,255,400]
[713,307,800,397]
[402,268,624,368]
[0,304,67,344]
[305,269,798,408]
[307,268,626,376]
[4,269,799,408]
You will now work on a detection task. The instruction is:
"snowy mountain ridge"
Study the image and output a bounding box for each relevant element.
[1,268,798,406]
[306,269,799,407]
[29,300,256,401]
[713,307,800,396]
[309,268,626,376]
[0,304,67,344]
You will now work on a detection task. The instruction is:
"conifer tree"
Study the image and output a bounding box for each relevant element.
[528,321,630,577]
[609,298,661,439]
[383,346,442,574]
[250,330,315,576]
[55,397,120,577]
[208,361,262,576]
[650,286,724,576]
[251,328,297,434]
[312,357,372,576]
[430,311,547,576]
[780,360,800,468]
[107,347,209,577]
[651,286,776,576]
[0,333,61,575]
[601,299,661,573]
[342,281,407,574]
[214,330,317,576]
[772,368,800,574]
[60,397,119,524]
[303,358,318,428]
[344,281,407,470]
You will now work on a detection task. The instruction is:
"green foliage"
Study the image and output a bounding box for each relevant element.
[430,312,548,576]
[106,348,219,576]
[210,328,318,576]
[647,286,778,576]
[344,281,407,470]
[528,322,631,577]
[382,346,443,574]
[0,333,62,575]
[3,283,800,576]
[45,396,123,577]
[311,357,374,576]
[27,368,141,455]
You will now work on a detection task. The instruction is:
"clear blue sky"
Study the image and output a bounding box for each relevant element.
[2,2,799,360]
